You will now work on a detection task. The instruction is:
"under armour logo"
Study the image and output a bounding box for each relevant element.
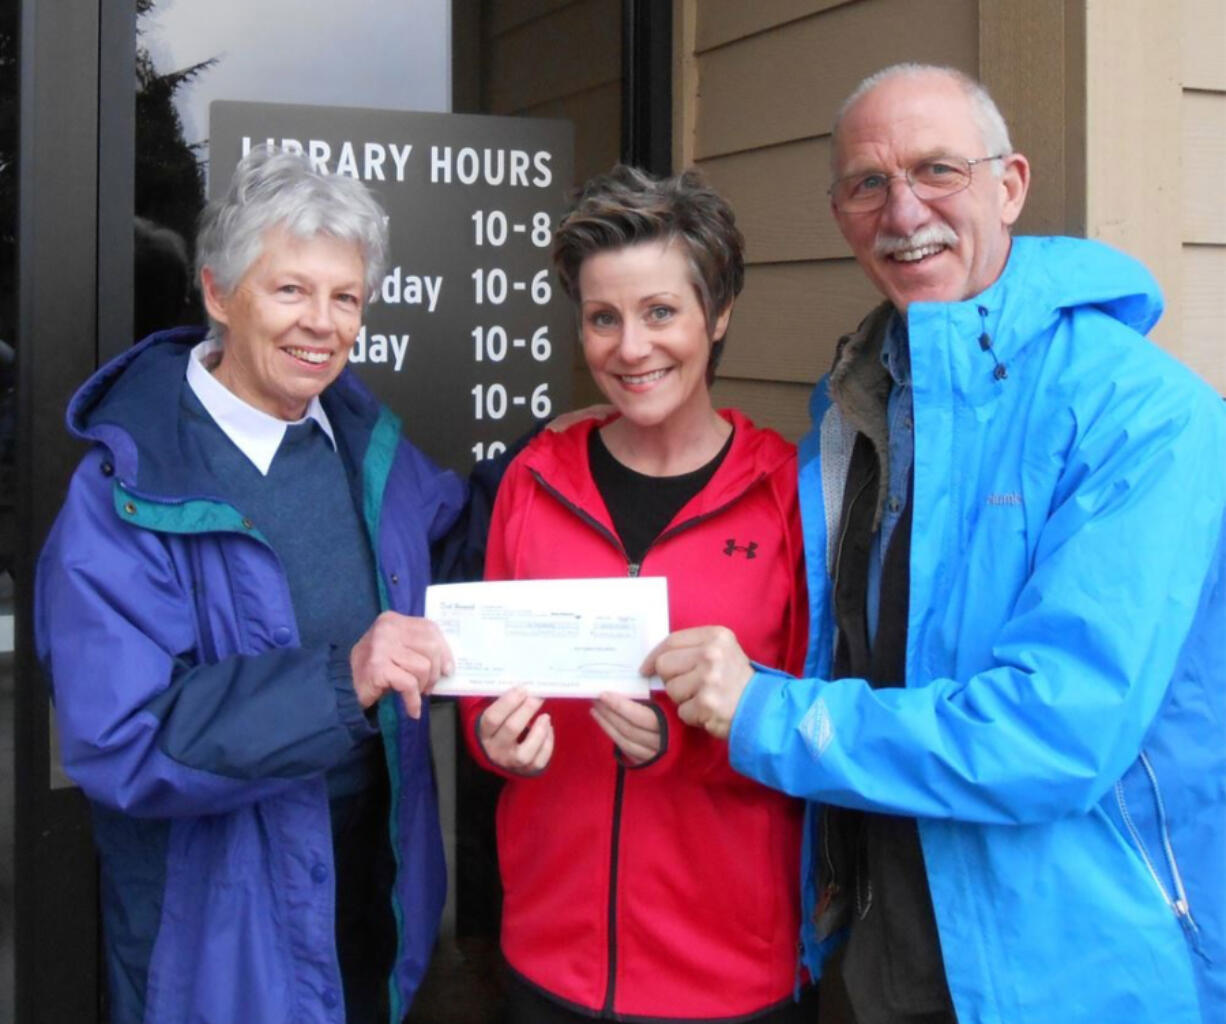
[723,539,758,559]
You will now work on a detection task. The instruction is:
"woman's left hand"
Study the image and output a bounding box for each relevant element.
[591,693,663,765]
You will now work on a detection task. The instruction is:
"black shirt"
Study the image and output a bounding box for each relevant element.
[588,427,733,567]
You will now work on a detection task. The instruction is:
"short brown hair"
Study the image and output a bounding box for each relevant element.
[552,164,745,383]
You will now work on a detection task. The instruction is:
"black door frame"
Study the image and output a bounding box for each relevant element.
[621,0,672,175]
[15,2,131,1020]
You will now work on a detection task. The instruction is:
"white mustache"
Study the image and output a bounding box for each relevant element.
[874,225,958,257]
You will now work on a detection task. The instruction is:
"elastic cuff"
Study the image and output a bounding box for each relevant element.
[618,699,669,769]
[329,646,378,743]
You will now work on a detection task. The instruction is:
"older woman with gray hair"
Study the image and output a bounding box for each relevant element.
[36,147,462,1024]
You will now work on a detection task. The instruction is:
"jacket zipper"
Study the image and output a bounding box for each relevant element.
[603,764,628,1013]
[1114,751,1202,945]
[529,466,771,1013]
[530,471,626,558]
[652,472,769,549]
[831,471,875,595]
[813,466,875,931]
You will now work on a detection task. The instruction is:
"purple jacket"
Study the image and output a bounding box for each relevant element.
[36,328,467,1023]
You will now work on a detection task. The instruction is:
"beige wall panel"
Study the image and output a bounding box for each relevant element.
[1179,245,1226,394]
[721,261,882,384]
[695,0,849,52]
[521,81,621,183]
[694,0,978,159]
[698,138,849,264]
[1182,0,1226,90]
[1182,90,1226,244]
[674,0,700,169]
[1085,1,1182,349]
[487,0,620,113]
[488,0,576,36]
[711,378,815,441]
[978,0,1078,236]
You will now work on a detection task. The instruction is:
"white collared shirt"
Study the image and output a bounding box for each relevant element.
[184,336,337,476]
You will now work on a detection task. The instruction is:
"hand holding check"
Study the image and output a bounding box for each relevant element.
[349,611,454,718]
[591,692,662,764]
[478,688,555,775]
[643,626,755,740]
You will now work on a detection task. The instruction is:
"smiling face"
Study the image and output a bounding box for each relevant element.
[831,71,1029,313]
[578,239,730,434]
[201,227,366,420]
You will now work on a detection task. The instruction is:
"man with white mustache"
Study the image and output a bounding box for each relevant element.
[646,63,1226,1023]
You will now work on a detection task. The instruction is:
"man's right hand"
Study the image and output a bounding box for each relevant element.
[349,612,454,718]
[477,687,554,774]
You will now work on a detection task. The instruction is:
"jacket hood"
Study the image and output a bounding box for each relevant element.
[518,408,795,534]
[911,235,1164,365]
[985,235,1164,336]
[68,326,385,500]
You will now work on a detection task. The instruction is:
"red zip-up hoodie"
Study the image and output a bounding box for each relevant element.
[460,410,808,1021]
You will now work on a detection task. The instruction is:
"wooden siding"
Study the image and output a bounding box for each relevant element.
[1180,0,1226,392]
[699,139,843,263]
[694,0,978,160]
[487,0,575,36]
[519,80,621,184]
[720,262,880,385]
[695,0,851,52]
[482,0,623,408]
[1084,1,1183,350]
[978,0,1083,237]
[485,0,620,115]
[1182,0,1226,90]
[1182,90,1226,244]
[711,378,815,442]
[1182,245,1226,390]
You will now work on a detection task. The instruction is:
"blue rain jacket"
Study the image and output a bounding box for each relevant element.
[35,328,467,1024]
[729,237,1226,1023]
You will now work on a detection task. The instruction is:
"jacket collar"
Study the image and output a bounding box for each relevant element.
[519,407,795,533]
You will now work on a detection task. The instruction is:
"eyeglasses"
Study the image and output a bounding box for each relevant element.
[829,155,1007,213]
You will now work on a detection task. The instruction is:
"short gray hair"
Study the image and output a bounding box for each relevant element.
[830,64,1013,177]
[196,146,389,314]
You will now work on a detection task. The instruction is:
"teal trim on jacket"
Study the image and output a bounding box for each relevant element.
[729,237,1226,1023]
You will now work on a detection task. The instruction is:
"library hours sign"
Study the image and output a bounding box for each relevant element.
[209,101,575,471]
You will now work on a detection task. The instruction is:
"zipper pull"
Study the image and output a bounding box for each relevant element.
[627,562,640,577]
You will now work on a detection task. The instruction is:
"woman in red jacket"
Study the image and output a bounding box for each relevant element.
[461,165,814,1023]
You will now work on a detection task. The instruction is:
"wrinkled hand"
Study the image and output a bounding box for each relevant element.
[591,693,662,765]
[643,627,753,739]
[478,687,554,775]
[350,612,454,718]
[547,403,615,432]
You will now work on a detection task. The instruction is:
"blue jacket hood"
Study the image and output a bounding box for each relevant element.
[998,235,1163,334]
[908,235,1164,348]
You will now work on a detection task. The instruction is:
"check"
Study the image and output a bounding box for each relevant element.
[427,577,669,698]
